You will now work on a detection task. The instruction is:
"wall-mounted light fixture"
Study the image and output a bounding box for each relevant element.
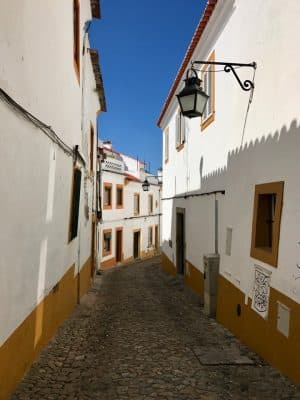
[142,175,162,192]
[177,60,256,118]
[142,179,150,192]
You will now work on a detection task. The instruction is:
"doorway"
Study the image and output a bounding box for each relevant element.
[91,221,96,277]
[155,225,159,250]
[116,227,123,263]
[176,209,185,275]
[133,230,141,259]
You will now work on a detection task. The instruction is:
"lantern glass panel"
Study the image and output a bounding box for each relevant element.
[195,92,209,115]
[179,93,196,113]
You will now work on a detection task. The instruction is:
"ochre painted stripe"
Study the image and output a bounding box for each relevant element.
[161,252,176,276]
[217,274,300,386]
[0,256,92,400]
[185,259,204,297]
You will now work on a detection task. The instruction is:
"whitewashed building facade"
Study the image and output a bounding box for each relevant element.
[0,1,106,397]
[158,0,300,385]
[99,142,161,268]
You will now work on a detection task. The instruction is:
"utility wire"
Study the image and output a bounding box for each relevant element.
[240,67,256,147]
[0,87,85,165]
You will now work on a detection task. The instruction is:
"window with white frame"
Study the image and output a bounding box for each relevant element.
[175,111,186,149]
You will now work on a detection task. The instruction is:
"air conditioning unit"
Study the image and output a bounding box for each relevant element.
[203,254,220,317]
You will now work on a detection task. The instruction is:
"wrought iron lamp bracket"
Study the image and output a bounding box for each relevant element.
[191,60,257,91]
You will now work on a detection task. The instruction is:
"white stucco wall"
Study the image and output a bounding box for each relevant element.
[0,1,101,346]
[160,0,300,303]
[100,167,161,265]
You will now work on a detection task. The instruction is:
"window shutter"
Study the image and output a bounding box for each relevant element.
[207,66,211,115]
[165,129,169,162]
[70,168,82,241]
[176,112,180,147]
[181,114,186,144]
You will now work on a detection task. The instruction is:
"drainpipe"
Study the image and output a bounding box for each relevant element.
[214,193,219,254]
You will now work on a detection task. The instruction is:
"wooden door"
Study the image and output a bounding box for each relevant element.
[133,230,140,259]
[116,228,123,263]
[91,221,96,277]
[176,211,185,275]
[155,225,159,250]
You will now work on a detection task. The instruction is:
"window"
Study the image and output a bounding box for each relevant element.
[148,226,153,247]
[73,0,80,81]
[103,183,112,209]
[201,51,215,130]
[90,123,94,174]
[69,168,82,242]
[164,127,169,163]
[103,229,112,256]
[148,194,153,214]
[134,193,140,215]
[175,111,186,151]
[116,184,124,208]
[250,181,284,267]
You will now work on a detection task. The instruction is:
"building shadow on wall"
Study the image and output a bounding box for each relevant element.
[163,119,300,273]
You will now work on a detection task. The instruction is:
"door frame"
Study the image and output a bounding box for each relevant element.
[115,226,123,263]
[133,228,141,259]
[176,208,185,275]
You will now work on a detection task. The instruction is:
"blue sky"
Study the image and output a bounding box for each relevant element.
[90,0,207,173]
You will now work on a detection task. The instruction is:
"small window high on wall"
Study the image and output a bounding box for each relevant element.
[164,127,169,163]
[175,112,185,151]
[103,183,112,209]
[148,194,153,214]
[116,185,124,208]
[134,193,140,215]
[69,168,82,242]
[201,51,215,130]
[250,181,284,267]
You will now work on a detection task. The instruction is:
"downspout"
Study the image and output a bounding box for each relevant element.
[214,193,219,254]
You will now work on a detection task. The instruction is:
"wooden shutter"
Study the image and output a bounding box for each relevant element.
[175,112,180,147]
[69,168,82,241]
[181,114,186,144]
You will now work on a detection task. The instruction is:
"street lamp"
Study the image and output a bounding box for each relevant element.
[142,178,150,192]
[177,68,209,118]
[177,60,256,118]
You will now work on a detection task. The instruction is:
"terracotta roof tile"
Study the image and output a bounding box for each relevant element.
[157,0,218,127]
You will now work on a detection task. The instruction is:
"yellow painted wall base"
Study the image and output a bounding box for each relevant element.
[217,274,300,386]
[185,260,204,297]
[0,256,93,400]
[79,256,92,298]
[161,252,176,276]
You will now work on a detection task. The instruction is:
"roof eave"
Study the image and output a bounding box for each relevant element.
[157,0,218,127]
[89,49,107,112]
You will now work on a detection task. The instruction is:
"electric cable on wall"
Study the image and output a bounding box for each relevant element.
[0,87,85,165]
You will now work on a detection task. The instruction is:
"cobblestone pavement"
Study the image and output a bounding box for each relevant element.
[12,257,300,399]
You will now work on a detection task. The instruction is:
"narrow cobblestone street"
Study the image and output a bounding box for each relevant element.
[12,257,300,399]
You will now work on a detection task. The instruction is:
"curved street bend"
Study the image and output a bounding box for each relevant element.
[12,257,300,400]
